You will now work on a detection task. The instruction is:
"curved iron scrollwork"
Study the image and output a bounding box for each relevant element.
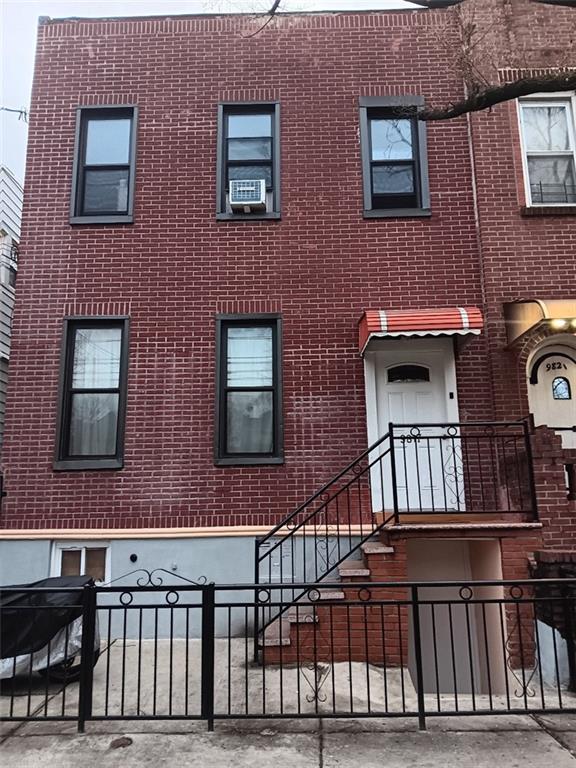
[104,568,208,588]
[504,586,538,699]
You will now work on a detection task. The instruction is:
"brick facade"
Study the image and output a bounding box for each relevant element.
[1,2,575,551]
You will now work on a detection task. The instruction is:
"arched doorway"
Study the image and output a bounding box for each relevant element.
[528,339,576,448]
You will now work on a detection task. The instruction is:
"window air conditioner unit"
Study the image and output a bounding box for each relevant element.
[229,179,266,212]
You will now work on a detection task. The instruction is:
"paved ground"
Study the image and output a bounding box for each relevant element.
[3,713,576,767]
[2,639,576,766]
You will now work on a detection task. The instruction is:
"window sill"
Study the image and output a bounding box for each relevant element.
[363,208,431,219]
[216,212,281,222]
[54,458,124,471]
[520,205,576,217]
[215,455,284,467]
[70,215,134,225]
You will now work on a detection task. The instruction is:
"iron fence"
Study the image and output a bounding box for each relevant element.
[2,575,575,732]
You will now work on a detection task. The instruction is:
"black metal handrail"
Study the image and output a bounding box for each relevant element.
[254,420,537,656]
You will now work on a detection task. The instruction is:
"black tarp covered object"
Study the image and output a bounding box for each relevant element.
[0,575,92,658]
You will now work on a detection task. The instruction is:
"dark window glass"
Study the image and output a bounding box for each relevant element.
[85,548,107,581]
[61,550,82,576]
[553,376,571,400]
[74,108,135,218]
[83,169,129,214]
[60,547,107,581]
[219,105,279,215]
[369,116,418,209]
[228,165,272,186]
[57,320,128,468]
[217,319,282,462]
[360,100,429,215]
[388,365,430,383]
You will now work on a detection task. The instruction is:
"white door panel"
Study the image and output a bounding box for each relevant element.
[370,341,462,512]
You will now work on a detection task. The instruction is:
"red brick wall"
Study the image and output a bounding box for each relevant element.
[2,4,574,531]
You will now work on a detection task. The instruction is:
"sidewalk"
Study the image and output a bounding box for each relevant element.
[2,638,576,766]
[2,713,576,767]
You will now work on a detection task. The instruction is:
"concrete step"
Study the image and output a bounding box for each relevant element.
[261,617,291,647]
[287,604,317,623]
[338,561,371,578]
[361,542,395,555]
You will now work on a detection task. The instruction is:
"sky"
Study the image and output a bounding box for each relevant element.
[1,0,413,184]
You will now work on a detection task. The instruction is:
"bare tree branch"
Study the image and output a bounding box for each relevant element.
[242,0,282,38]
[419,72,576,120]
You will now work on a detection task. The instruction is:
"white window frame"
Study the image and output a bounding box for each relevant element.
[50,541,111,584]
[518,92,576,207]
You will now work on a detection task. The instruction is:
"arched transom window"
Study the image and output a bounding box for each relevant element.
[553,376,572,400]
[387,364,430,383]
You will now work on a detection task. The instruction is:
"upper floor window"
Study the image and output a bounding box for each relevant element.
[216,104,280,220]
[55,318,129,470]
[215,316,283,465]
[70,107,138,224]
[359,96,430,218]
[519,96,576,206]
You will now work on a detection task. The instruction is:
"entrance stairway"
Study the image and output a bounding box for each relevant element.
[254,420,536,660]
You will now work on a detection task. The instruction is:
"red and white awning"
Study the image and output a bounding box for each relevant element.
[358,307,484,354]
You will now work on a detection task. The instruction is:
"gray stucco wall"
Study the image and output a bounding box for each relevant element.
[0,539,52,584]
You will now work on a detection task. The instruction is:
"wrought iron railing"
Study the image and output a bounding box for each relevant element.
[548,426,576,501]
[2,577,576,730]
[530,182,576,205]
[256,420,535,588]
[253,421,536,656]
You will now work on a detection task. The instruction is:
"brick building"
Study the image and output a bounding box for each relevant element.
[0,0,575,664]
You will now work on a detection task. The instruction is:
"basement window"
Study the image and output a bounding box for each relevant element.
[52,542,110,583]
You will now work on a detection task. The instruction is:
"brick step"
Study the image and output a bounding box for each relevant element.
[261,546,398,650]
[260,588,345,647]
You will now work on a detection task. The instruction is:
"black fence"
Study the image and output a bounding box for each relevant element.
[2,575,575,732]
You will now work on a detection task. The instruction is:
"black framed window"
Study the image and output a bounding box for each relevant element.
[216,104,281,219]
[55,318,129,470]
[215,316,283,465]
[359,96,430,218]
[70,107,138,224]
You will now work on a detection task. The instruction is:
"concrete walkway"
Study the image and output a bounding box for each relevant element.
[2,639,576,766]
[2,713,576,767]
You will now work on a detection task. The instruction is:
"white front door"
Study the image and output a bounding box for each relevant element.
[365,339,461,513]
[529,345,576,448]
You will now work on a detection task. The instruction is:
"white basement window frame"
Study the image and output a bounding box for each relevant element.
[51,541,111,584]
[518,93,576,207]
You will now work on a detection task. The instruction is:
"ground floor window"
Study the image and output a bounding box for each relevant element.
[51,542,110,583]
[215,314,283,465]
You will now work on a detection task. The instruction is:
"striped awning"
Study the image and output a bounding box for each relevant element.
[358,307,484,354]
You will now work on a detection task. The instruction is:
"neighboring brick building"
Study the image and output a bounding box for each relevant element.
[0,0,574,621]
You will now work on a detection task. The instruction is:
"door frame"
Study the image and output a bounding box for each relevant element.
[363,337,461,445]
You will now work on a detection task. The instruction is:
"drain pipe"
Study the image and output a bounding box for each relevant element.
[465,99,500,421]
